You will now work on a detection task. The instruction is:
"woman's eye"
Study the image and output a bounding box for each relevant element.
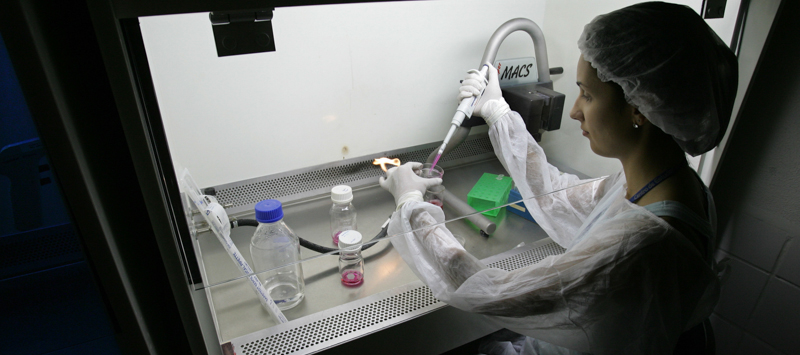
[579,89,591,102]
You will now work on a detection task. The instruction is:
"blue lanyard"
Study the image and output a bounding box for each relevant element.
[628,161,687,203]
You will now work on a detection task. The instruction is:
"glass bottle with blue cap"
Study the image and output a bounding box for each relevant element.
[250,199,305,310]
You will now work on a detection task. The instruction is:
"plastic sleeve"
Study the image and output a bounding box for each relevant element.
[487,110,611,248]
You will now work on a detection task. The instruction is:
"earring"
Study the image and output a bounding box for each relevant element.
[633,123,639,129]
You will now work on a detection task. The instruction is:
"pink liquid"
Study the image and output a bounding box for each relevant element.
[431,154,442,170]
[429,199,443,208]
[341,270,364,286]
[333,231,341,245]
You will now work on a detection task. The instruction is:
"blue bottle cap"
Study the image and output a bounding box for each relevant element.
[255,199,283,223]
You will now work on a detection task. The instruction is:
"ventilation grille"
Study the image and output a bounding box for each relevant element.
[486,242,566,271]
[215,136,494,208]
[234,240,565,355]
[239,286,439,355]
[0,223,83,279]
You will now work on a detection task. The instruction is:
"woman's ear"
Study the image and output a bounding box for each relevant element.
[632,107,650,127]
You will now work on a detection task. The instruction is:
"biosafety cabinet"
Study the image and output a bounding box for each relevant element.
[2,0,774,354]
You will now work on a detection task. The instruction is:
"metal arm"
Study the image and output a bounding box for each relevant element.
[480,18,551,83]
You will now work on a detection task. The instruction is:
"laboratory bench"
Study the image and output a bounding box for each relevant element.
[186,136,578,355]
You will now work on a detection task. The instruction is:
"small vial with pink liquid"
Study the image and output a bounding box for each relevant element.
[330,185,357,245]
[424,185,445,208]
[338,230,364,287]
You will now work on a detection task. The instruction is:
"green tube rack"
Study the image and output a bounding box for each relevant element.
[467,173,514,217]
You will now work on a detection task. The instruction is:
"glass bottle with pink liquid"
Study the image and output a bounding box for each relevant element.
[337,230,364,287]
[329,185,357,245]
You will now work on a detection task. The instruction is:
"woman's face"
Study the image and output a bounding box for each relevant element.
[569,56,637,158]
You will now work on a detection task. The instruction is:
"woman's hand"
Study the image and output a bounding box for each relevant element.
[457,65,509,126]
[379,162,442,209]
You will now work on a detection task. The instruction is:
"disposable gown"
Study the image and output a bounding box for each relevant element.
[388,110,721,354]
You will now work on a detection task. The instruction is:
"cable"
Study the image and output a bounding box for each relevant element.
[232,217,390,255]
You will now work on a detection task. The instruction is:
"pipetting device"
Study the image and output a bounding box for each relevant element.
[430,18,564,168]
[432,64,492,168]
[428,18,565,236]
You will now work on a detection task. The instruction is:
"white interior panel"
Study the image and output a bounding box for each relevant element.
[140,0,740,188]
[140,0,547,188]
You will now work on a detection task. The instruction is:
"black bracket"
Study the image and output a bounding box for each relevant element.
[701,0,727,19]
[209,8,275,57]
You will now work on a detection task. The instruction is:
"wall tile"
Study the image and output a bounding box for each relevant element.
[46,335,121,355]
[717,212,789,271]
[747,279,800,354]
[735,333,784,355]
[714,251,770,326]
[709,314,743,355]
[0,262,116,354]
[776,239,800,287]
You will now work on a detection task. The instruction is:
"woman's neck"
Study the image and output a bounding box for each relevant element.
[620,134,686,201]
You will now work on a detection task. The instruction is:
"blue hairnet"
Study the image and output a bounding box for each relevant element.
[578,2,738,156]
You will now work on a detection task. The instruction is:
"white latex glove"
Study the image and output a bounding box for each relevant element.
[379,162,442,210]
[457,66,510,126]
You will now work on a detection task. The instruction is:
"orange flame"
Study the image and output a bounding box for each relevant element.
[373,157,401,172]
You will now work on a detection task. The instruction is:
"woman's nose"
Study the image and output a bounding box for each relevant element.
[569,98,583,121]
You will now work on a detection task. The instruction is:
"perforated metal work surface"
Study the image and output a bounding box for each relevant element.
[228,238,565,355]
[213,135,494,215]
[238,287,438,355]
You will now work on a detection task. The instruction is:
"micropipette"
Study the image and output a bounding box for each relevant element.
[433,63,492,167]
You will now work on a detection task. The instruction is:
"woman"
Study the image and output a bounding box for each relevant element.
[379,2,737,354]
